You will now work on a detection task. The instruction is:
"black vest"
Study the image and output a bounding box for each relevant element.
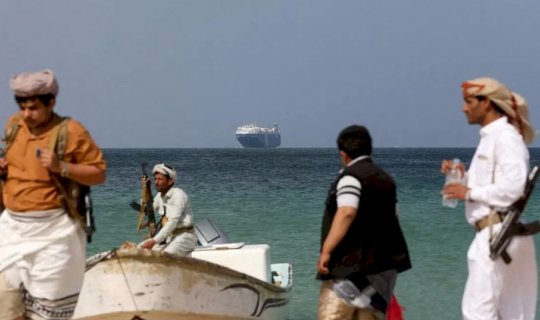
[318,158,411,280]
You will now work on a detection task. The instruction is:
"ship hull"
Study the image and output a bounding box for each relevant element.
[236,133,281,148]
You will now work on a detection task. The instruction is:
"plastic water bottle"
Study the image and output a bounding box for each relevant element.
[442,158,462,208]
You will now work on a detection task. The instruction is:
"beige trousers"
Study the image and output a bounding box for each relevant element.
[0,272,24,320]
[318,281,384,320]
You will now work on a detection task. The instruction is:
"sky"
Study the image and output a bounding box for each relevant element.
[1,1,540,148]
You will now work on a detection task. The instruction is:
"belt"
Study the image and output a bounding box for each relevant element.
[171,226,194,236]
[474,212,504,232]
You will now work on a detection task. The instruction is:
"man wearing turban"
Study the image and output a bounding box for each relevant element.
[442,77,537,319]
[0,69,106,320]
[138,163,197,256]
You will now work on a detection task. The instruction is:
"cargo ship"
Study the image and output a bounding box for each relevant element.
[235,123,281,148]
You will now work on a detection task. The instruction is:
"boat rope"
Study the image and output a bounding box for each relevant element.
[85,248,117,271]
[114,249,141,312]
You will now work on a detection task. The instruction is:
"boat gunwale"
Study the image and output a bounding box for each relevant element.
[89,248,293,293]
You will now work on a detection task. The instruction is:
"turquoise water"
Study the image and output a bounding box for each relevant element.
[87,148,540,319]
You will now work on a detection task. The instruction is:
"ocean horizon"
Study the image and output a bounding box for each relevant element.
[87,148,540,319]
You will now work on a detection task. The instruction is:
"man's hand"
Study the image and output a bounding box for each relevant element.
[316,206,357,275]
[36,148,61,173]
[141,175,150,187]
[443,183,469,200]
[141,239,157,250]
[317,251,331,275]
[441,159,468,200]
[440,159,465,176]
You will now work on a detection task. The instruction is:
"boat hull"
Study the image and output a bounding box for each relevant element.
[73,249,291,320]
[236,133,281,148]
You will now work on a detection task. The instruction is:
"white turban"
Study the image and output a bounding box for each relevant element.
[153,163,177,181]
[9,69,59,97]
[461,77,535,144]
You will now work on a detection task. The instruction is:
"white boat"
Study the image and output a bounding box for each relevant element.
[73,220,292,320]
[235,123,281,148]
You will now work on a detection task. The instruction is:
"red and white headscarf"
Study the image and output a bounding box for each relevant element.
[461,77,535,144]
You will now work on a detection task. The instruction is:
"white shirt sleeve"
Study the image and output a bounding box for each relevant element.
[469,131,528,207]
[336,175,362,208]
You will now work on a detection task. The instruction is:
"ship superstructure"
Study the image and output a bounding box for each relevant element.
[235,123,281,148]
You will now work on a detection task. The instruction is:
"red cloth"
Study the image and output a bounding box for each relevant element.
[387,295,404,320]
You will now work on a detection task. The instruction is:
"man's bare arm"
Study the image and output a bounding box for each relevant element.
[317,206,357,274]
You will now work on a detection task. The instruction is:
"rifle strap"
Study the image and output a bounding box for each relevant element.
[0,118,18,212]
[46,117,83,224]
[3,114,69,158]
[512,221,540,236]
[47,115,70,156]
[51,174,81,222]
[47,117,61,151]
[2,116,21,153]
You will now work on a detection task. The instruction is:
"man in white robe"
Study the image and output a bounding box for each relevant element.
[442,77,537,319]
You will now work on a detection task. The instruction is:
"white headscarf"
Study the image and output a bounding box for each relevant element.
[10,69,59,97]
[153,163,177,181]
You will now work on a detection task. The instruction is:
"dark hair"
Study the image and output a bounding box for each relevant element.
[14,94,55,107]
[491,102,507,116]
[163,164,174,178]
[475,95,506,116]
[337,125,372,158]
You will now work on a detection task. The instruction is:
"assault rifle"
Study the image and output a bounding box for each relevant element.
[79,185,95,242]
[490,166,540,264]
[137,162,157,237]
[130,200,165,237]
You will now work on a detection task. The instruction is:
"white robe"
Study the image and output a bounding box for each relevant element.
[0,209,86,300]
[463,118,537,319]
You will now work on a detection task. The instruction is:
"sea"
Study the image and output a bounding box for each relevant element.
[87,148,540,320]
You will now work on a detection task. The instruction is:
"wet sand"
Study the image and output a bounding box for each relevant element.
[76,311,254,320]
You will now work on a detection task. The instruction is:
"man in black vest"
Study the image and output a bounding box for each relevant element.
[316,125,411,320]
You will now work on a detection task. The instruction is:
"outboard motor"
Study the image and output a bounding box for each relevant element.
[194,218,232,246]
